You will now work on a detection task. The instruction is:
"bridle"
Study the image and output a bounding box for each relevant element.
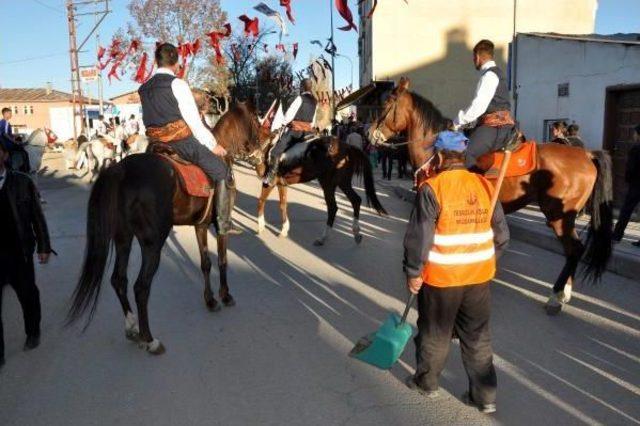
[370,92,431,149]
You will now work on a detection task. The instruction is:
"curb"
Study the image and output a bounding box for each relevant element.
[390,184,640,281]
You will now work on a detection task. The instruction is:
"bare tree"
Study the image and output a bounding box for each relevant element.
[125,0,227,86]
[255,55,296,112]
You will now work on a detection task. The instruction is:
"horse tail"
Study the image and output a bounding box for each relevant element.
[582,150,614,282]
[67,164,125,327]
[348,146,387,215]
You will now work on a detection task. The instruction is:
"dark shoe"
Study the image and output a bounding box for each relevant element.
[461,392,496,414]
[24,335,40,351]
[214,179,232,236]
[632,241,640,247]
[405,375,439,399]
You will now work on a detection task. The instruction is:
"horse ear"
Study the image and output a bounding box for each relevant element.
[398,77,410,92]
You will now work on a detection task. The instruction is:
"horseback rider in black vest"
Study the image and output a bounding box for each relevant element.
[138,43,232,235]
[263,78,318,187]
[453,39,514,170]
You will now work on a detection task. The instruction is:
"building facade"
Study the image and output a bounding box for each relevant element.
[358,0,597,118]
[515,33,640,204]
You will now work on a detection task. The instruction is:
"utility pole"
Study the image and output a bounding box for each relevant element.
[329,0,336,116]
[66,0,110,140]
[66,0,83,140]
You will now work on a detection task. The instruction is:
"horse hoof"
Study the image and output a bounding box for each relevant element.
[222,295,236,307]
[314,239,325,246]
[279,232,288,238]
[206,299,221,312]
[545,303,562,316]
[354,234,363,245]
[125,330,140,342]
[139,339,165,355]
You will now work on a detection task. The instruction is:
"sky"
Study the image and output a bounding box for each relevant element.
[0,0,638,100]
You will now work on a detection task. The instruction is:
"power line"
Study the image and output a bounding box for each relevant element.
[0,52,68,65]
[29,0,65,14]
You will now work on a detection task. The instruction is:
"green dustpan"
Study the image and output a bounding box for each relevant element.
[349,294,416,369]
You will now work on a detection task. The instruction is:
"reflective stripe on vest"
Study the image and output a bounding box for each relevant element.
[420,169,496,287]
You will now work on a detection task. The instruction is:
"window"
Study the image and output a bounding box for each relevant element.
[23,105,28,115]
[558,83,569,97]
[13,106,18,114]
[29,106,34,114]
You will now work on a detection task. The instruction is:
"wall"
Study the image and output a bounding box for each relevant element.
[359,0,597,117]
[516,35,640,149]
[0,101,69,132]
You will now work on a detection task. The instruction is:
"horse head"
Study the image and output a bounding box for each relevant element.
[212,101,264,167]
[368,77,413,145]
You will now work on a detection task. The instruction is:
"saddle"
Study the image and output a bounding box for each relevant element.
[149,144,212,198]
[478,140,538,179]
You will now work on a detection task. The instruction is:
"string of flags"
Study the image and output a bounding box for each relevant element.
[315,85,354,104]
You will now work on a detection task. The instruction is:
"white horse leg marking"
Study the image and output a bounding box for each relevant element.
[279,219,290,238]
[257,214,265,234]
[352,218,363,244]
[125,312,140,340]
[314,225,331,246]
[139,338,165,354]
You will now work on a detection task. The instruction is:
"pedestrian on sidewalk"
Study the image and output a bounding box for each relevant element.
[613,124,640,247]
[0,142,52,369]
[402,131,509,414]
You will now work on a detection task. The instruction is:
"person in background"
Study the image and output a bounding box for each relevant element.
[0,107,31,172]
[403,131,509,414]
[124,114,140,137]
[0,142,52,369]
[613,124,640,247]
[566,124,585,148]
[550,121,570,145]
[94,115,108,138]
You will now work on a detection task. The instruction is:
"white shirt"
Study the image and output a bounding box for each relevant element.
[453,60,500,128]
[154,68,217,150]
[0,168,6,190]
[95,120,107,136]
[283,92,318,127]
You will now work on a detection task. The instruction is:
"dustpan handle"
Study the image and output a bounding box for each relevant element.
[400,293,416,325]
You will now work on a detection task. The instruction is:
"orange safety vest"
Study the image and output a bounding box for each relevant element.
[419,169,496,287]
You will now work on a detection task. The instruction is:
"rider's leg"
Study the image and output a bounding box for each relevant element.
[465,126,498,170]
[264,131,294,186]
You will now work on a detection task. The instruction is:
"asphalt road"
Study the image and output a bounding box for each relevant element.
[1,160,639,425]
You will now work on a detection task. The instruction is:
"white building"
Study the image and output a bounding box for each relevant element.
[514,33,640,203]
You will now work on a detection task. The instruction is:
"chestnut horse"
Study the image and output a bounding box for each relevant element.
[255,136,387,246]
[67,102,266,354]
[369,78,613,315]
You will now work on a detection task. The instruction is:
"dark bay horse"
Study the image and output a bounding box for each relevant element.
[369,78,613,315]
[67,102,266,354]
[255,136,387,245]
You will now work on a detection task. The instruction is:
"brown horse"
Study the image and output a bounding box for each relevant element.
[67,102,266,354]
[369,78,613,315]
[255,135,386,245]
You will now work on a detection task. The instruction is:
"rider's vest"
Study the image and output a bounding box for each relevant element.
[483,66,511,114]
[292,93,317,124]
[419,169,496,287]
[138,74,183,128]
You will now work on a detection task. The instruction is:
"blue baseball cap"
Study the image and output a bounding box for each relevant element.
[434,131,468,153]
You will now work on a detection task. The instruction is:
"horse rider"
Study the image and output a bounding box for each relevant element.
[403,131,509,414]
[124,114,140,137]
[0,107,31,172]
[263,78,318,187]
[453,39,515,170]
[94,114,108,139]
[139,43,232,235]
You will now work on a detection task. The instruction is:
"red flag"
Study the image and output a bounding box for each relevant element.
[280,0,295,24]
[335,0,357,32]
[97,46,106,61]
[238,15,260,37]
[128,39,140,55]
[134,52,149,84]
[107,60,122,83]
[207,24,232,65]
[276,43,285,53]
[191,39,201,56]
[292,42,299,59]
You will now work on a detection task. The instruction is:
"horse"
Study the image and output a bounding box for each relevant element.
[369,78,613,315]
[66,102,266,354]
[255,134,387,246]
[72,135,121,180]
[123,133,149,157]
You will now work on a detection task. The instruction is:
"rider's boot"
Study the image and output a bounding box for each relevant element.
[226,178,243,235]
[214,177,232,236]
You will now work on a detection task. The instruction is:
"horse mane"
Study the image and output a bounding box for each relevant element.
[408,91,446,135]
[212,101,260,155]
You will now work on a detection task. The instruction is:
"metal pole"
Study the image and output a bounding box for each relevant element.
[96,0,104,114]
[67,0,84,140]
[329,0,336,116]
[512,0,518,119]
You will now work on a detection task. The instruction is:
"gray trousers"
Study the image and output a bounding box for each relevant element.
[465,125,514,169]
[170,137,229,182]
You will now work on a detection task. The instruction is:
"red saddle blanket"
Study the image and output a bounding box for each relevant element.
[480,141,538,179]
[157,155,212,198]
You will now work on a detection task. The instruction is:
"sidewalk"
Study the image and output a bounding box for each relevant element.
[374,167,640,281]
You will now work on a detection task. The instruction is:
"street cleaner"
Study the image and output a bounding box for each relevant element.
[403,130,509,414]
[453,39,515,171]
